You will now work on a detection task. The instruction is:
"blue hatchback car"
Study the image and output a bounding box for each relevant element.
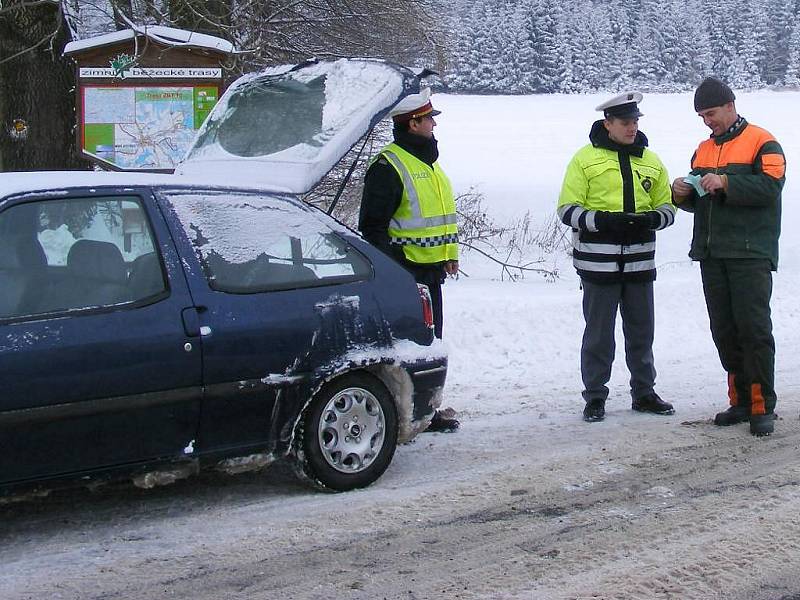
[0,59,447,494]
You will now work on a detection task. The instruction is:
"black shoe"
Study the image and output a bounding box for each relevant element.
[632,392,674,415]
[714,405,750,426]
[424,410,459,433]
[583,398,606,422]
[750,413,775,437]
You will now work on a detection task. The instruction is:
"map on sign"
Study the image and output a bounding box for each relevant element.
[82,85,218,170]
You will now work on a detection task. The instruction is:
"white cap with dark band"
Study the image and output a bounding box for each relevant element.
[390,88,442,123]
[595,91,644,118]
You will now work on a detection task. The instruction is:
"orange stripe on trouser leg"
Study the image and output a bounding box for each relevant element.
[751,383,766,415]
[727,373,738,406]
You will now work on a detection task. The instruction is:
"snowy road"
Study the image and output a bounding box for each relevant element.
[4,399,800,600]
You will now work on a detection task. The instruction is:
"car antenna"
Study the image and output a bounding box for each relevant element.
[326,68,442,216]
[326,130,372,216]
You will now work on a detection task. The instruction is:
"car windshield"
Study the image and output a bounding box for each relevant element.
[164,190,370,293]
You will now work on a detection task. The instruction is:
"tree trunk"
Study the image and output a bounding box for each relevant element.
[0,3,86,171]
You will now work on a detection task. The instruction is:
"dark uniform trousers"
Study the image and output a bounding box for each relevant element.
[700,257,776,414]
[581,279,656,402]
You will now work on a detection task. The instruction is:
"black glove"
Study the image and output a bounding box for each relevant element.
[594,211,642,235]
[638,211,662,230]
[596,211,661,234]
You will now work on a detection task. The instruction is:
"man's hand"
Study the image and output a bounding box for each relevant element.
[444,260,459,276]
[671,177,693,203]
[700,173,727,193]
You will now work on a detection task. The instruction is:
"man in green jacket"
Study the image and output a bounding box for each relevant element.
[671,77,785,437]
[558,92,676,423]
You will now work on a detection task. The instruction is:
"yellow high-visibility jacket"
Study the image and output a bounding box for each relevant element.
[378,143,459,265]
[557,123,674,283]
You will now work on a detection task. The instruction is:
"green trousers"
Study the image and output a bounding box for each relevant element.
[700,258,776,414]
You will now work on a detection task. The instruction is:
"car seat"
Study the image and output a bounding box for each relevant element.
[61,239,128,309]
[0,235,47,318]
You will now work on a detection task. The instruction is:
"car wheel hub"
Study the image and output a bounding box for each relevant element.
[318,387,385,474]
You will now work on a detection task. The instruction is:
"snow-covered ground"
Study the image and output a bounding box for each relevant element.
[4,90,800,599]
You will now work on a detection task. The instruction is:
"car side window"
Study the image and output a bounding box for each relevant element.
[166,191,371,293]
[0,195,166,319]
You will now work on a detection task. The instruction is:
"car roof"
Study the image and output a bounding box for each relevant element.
[0,171,292,200]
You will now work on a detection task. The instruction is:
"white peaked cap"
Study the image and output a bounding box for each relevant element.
[595,91,644,118]
[389,87,442,122]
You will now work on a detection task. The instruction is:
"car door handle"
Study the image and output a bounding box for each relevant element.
[181,307,201,337]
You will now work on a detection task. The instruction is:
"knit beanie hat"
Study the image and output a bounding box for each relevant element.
[694,77,735,111]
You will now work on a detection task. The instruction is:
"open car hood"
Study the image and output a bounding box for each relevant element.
[176,59,419,193]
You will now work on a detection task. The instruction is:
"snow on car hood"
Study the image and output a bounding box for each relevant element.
[176,59,418,193]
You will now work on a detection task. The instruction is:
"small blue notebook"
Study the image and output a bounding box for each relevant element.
[683,174,709,197]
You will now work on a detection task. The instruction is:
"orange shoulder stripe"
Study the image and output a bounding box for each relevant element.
[692,125,777,170]
[761,153,786,179]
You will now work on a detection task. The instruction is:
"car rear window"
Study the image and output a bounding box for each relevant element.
[164,190,371,293]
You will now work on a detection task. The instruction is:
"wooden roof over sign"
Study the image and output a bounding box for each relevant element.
[64,25,235,57]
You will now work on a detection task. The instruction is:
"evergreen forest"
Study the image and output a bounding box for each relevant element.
[443,0,800,93]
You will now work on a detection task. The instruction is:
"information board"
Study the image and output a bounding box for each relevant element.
[81,85,219,170]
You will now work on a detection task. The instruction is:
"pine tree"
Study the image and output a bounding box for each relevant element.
[627,0,668,91]
[702,0,738,81]
[586,3,615,90]
[762,0,796,85]
[494,1,526,93]
[557,1,603,92]
[662,0,712,88]
[784,20,800,86]
[734,0,768,88]
[520,0,562,93]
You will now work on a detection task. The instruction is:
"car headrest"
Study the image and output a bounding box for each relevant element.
[127,252,164,296]
[67,239,127,283]
[0,235,47,270]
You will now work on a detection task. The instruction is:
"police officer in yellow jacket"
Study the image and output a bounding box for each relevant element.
[557,92,677,422]
[359,88,459,432]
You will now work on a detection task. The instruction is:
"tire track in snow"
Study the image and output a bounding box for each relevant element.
[5,410,800,599]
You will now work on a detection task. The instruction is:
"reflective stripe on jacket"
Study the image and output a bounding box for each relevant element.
[557,139,674,283]
[380,142,458,264]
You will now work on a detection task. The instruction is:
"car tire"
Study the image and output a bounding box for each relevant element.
[300,372,398,491]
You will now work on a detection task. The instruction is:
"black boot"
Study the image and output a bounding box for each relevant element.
[424,410,459,433]
[583,398,605,422]
[750,413,775,437]
[632,392,674,415]
[714,405,750,426]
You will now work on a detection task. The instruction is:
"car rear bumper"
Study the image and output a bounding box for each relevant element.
[405,359,448,421]
[389,354,448,442]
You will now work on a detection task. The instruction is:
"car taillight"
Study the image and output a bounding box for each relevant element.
[417,283,434,330]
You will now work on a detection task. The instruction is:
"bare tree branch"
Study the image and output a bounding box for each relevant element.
[459,241,558,282]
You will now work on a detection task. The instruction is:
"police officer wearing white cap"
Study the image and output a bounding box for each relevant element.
[359,88,459,432]
[557,91,677,423]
